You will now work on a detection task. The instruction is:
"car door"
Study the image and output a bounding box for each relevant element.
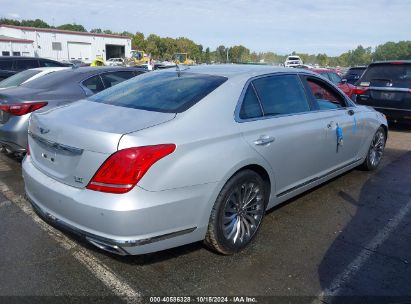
[239,73,334,196]
[301,75,365,170]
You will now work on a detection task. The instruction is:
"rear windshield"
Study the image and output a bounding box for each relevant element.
[361,64,411,88]
[22,69,78,89]
[89,71,228,113]
[0,69,41,88]
[347,68,366,76]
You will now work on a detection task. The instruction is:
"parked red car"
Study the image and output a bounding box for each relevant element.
[310,68,355,98]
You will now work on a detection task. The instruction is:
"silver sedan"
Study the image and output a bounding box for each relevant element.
[22,65,387,255]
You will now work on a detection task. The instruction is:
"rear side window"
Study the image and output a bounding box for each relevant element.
[252,74,310,116]
[0,60,13,70]
[89,72,227,113]
[328,72,342,84]
[40,59,63,67]
[15,59,39,70]
[100,71,135,88]
[239,85,263,119]
[361,64,411,88]
[306,78,346,110]
[82,75,105,94]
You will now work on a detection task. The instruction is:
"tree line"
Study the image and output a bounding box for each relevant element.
[1,18,411,66]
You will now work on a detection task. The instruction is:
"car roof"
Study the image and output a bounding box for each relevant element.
[310,68,334,73]
[0,56,59,61]
[160,64,302,79]
[30,67,70,72]
[369,60,411,66]
[18,66,146,89]
[56,66,145,75]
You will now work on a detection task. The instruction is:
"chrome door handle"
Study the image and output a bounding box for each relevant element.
[254,136,275,146]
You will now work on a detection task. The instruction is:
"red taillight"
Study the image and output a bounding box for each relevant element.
[353,87,369,95]
[0,102,48,116]
[26,144,30,156]
[86,144,176,194]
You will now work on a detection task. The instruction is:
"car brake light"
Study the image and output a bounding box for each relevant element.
[353,87,369,95]
[87,144,176,194]
[0,102,48,116]
[26,143,30,156]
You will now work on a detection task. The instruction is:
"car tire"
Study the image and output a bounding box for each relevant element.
[361,126,386,171]
[204,169,267,255]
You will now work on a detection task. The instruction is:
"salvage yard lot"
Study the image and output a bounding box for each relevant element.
[0,126,410,302]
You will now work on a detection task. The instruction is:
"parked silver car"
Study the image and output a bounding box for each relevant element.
[0,67,145,154]
[22,65,387,256]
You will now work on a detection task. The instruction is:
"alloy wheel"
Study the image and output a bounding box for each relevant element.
[222,182,265,245]
[369,130,385,167]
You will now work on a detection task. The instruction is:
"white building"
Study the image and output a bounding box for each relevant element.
[0,24,132,63]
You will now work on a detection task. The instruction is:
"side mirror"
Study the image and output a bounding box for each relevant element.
[341,79,347,84]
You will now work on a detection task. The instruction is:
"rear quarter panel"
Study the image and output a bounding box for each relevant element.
[356,105,388,158]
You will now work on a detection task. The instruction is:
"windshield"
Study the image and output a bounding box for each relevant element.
[89,71,227,113]
[175,54,187,62]
[131,51,143,60]
[0,69,41,88]
[361,64,411,88]
[288,57,301,61]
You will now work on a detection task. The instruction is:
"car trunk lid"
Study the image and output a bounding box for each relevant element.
[28,100,175,188]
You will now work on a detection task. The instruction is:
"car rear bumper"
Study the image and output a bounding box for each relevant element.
[0,115,29,152]
[22,156,217,255]
[373,106,411,123]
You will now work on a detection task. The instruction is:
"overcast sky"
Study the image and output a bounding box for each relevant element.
[2,0,411,56]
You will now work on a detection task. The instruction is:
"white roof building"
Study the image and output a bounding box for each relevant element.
[0,24,132,63]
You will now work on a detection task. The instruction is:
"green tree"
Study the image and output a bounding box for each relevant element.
[132,32,146,50]
[121,31,133,38]
[205,47,211,64]
[20,18,51,28]
[57,23,86,32]
[229,45,251,63]
[215,45,227,63]
[316,53,329,66]
[90,28,102,33]
[373,41,411,61]
[0,18,21,26]
[145,34,161,58]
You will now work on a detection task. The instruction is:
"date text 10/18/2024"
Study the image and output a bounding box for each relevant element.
[149,296,258,303]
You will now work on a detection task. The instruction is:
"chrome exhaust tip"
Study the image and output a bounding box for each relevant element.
[85,237,129,256]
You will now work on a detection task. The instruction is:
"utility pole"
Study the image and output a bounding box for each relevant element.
[226,48,229,63]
